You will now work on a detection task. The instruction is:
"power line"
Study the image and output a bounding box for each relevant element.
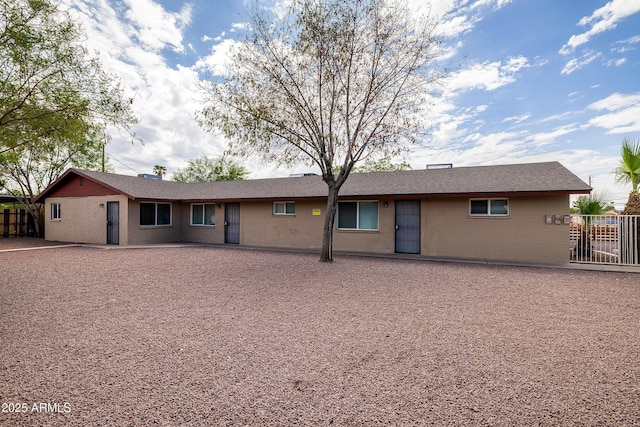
[105,151,140,174]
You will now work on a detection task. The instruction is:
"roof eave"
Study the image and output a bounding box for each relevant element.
[34,168,136,202]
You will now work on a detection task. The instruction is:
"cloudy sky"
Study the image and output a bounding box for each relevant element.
[62,0,640,208]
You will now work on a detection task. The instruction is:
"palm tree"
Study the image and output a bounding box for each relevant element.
[614,138,640,214]
[571,191,614,216]
[153,165,167,178]
[571,190,614,259]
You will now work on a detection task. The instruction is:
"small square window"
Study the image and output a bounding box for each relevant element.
[191,203,216,226]
[274,202,295,215]
[470,200,488,215]
[490,199,508,215]
[469,198,509,216]
[140,202,172,226]
[337,201,379,230]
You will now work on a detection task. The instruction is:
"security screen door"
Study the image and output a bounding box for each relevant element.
[106,201,119,245]
[395,200,420,254]
[224,203,240,244]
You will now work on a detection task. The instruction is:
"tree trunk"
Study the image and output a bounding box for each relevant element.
[320,184,340,262]
[622,193,640,215]
[621,193,640,264]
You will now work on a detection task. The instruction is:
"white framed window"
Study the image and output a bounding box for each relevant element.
[51,203,61,220]
[140,202,172,226]
[469,198,509,216]
[273,201,295,215]
[337,201,378,230]
[191,203,216,226]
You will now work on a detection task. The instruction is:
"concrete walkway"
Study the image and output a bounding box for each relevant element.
[2,240,639,274]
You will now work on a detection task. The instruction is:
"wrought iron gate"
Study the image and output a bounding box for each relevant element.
[570,214,639,265]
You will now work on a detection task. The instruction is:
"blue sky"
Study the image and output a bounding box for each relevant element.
[62,0,640,208]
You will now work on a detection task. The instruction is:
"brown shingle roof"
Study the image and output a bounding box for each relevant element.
[36,162,590,202]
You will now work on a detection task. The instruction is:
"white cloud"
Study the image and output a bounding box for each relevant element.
[560,0,640,55]
[606,58,626,67]
[407,0,512,37]
[194,38,240,76]
[587,92,640,134]
[230,22,248,32]
[59,0,231,176]
[122,0,192,53]
[560,51,602,75]
[526,124,579,147]
[447,56,530,92]
[503,113,531,124]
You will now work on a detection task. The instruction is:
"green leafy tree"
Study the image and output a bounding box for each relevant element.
[614,138,640,215]
[0,0,138,233]
[352,157,412,173]
[0,125,105,236]
[173,155,248,182]
[199,0,445,262]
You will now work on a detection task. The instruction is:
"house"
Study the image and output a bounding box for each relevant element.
[34,161,591,264]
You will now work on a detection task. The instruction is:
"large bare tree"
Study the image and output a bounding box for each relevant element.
[199,0,446,261]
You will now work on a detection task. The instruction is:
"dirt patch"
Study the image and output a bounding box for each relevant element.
[1,246,639,426]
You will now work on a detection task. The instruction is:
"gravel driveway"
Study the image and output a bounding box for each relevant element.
[1,244,639,426]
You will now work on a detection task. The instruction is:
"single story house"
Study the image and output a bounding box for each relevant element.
[34,161,591,264]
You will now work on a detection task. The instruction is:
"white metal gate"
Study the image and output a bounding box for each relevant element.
[570,214,639,265]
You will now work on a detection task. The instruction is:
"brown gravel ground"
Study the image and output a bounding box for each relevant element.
[0,243,639,426]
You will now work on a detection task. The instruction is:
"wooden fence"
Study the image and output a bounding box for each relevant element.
[569,224,619,241]
[1,209,36,238]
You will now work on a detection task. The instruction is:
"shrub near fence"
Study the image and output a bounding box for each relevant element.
[1,209,36,238]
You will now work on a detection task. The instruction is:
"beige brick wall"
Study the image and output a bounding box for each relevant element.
[241,200,325,249]
[44,194,571,264]
[177,202,225,244]
[127,200,182,245]
[44,195,129,244]
[423,195,570,263]
[238,199,395,254]
[333,199,395,253]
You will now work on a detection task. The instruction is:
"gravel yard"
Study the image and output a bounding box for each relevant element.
[1,243,639,426]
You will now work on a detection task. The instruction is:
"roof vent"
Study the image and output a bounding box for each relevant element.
[288,173,318,177]
[427,163,453,170]
[138,173,163,180]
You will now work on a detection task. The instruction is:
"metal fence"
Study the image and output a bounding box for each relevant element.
[570,214,640,265]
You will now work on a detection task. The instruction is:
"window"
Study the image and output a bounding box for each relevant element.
[469,198,509,216]
[191,203,216,226]
[140,202,172,226]
[273,202,295,215]
[337,201,378,230]
[51,203,61,220]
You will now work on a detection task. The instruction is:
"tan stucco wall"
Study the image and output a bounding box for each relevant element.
[423,195,570,263]
[127,200,182,245]
[44,195,129,244]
